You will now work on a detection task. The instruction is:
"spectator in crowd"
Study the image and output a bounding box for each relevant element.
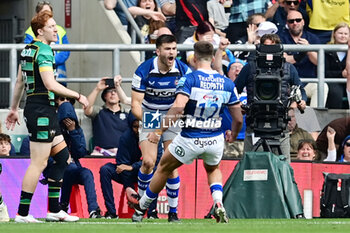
[183,21,221,69]
[56,99,102,218]
[213,38,247,158]
[24,1,70,86]
[131,34,192,222]
[278,10,326,108]
[100,113,159,219]
[265,0,309,33]
[84,77,129,156]
[324,127,350,162]
[145,20,170,59]
[306,0,350,44]
[338,135,350,162]
[316,117,350,161]
[104,0,165,32]
[207,0,231,37]
[158,0,176,34]
[288,108,315,159]
[6,10,87,223]
[175,0,208,43]
[235,34,307,161]
[233,13,269,61]
[0,134,11,157]
[128,0,166,43]
[235,13,266,45]
[225,58,246,79]
[148,19,166,43]
[0,122,16,156]
[325,22,350,109]
[296,139,318,161]
[0,162,10,222]
[226,0,272,44]
[254,21,278,45]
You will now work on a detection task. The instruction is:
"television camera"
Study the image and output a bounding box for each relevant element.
[245,44,302,154]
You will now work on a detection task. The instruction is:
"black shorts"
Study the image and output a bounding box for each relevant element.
[24,102,61,142]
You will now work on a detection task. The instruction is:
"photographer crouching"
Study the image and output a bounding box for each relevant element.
[235,34,307,162]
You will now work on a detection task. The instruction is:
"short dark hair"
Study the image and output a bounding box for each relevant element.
[35,1,53,14]
[195,21,215,41]
[31,10,53,37]
[260,34,281,44]
[0,133,11,144]
[194,41,214,62]
[155,34,177,48]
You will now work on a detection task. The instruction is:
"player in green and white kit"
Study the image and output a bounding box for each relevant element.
[5,10,89,223]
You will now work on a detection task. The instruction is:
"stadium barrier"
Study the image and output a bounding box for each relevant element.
[0,43,348,109]
[0,157,349,219]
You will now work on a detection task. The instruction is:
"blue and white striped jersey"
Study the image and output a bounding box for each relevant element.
[132,56,191,111]
[176,69,240,138]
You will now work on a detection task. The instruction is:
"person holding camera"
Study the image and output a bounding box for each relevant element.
[84,77,129,156]
[234,33,307,161]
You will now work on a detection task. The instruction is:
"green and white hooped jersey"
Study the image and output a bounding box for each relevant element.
[20,39,56,105]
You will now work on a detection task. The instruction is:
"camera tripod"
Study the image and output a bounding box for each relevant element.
[252,137,283,155]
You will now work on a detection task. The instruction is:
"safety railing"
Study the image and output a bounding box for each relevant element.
[0,43,348,108]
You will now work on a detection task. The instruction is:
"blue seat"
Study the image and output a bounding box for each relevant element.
[10,134,28,154]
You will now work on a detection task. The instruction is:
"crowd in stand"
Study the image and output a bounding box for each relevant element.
[1,0,350,223]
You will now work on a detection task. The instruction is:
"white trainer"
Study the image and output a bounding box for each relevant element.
[0,202,10,222]
[15,214,43,223]
[46,210,79,222]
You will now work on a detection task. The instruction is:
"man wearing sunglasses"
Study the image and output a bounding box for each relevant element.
[278,10,326,108]
[265,0,309,33]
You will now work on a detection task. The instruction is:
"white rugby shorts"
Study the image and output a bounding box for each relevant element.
[168,133,224,166]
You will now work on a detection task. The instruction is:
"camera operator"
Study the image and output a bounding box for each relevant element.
[235,33,307,161]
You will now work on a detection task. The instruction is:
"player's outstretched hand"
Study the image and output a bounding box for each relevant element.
[5,109,20,131]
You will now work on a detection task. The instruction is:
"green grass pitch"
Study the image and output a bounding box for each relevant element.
[1,218,350,233]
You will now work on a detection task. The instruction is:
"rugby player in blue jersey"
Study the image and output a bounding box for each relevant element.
[128,41,243,223]
[131,34,192,222]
